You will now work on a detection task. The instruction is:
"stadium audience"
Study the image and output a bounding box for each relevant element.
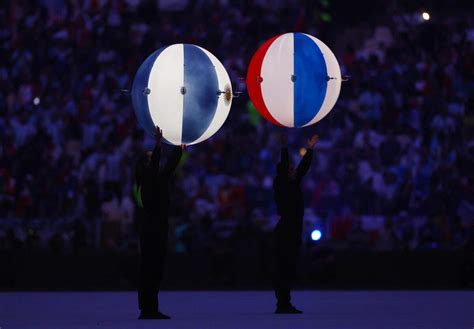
[0,0,473,254]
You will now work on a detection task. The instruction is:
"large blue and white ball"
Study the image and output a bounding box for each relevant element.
[132,44,232,145]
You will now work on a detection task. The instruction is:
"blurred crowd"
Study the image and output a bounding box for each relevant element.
[1,0,473,255]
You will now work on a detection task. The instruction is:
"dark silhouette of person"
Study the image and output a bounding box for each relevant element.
[273,134,318,314]
[134,126,183,320]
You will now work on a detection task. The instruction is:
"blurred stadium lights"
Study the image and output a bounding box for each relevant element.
[311,229,322,241]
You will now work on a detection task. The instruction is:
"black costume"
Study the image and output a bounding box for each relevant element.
[136,145,182,315]
[273,146,313,308]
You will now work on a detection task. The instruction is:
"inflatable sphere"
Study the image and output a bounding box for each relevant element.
[132,44,232,145]
[246,33,341,128]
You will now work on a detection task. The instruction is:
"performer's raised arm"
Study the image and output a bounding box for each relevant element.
[295,134,318,181]
[150,126,162,170]
[144,126,162,186]
[162,145,184,174]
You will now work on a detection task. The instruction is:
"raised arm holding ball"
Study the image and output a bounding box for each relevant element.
[273,133,318,314]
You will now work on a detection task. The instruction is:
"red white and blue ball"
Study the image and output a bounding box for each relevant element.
[246,33,341,128]
[132,44,232,145]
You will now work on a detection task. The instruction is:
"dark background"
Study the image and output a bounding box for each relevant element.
[0,0,473,290]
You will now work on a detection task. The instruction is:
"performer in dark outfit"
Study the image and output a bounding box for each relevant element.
[273,134,318,314]
[134,126,183,320]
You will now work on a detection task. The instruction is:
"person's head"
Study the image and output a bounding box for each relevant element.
[145,151,152,165]
[288,163,296,180]
[135,151,152,185]
[276,162,296,180]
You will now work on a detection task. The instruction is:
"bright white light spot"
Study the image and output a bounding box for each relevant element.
[311,229,322,241]
[422,12,430,21]
[33,97,40,105]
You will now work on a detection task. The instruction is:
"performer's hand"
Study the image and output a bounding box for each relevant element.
[280,133,288,147]
[155,126,163,145]
[306,134,319,149]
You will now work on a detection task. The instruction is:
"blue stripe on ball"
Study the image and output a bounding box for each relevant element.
[131,47,167,137]
[293,33,327,127]
[182,45,219,144]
